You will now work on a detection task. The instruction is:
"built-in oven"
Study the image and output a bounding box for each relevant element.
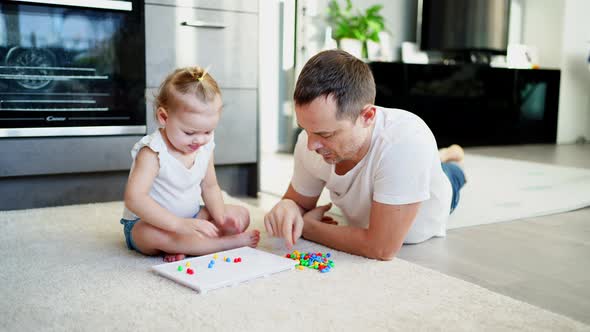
[0,0,145,137]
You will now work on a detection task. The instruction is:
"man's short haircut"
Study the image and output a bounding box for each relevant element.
[293,49,376,121]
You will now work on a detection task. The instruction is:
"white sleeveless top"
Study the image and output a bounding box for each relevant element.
[122,129,215,220]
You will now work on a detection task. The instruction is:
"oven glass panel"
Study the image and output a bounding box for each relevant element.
[0,1,145,136]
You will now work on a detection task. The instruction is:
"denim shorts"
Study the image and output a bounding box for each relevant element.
[120,206,203,254]
[120,218,142,253]
[441,162,466,213]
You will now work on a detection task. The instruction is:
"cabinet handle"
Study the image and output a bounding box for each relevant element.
[181,21,227,29]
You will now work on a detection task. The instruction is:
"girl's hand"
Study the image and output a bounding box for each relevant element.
[182,218,219,237]
[194,219,220,237]
[221,213,249,235]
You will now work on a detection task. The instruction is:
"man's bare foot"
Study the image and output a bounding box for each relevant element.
[232,229,260,248]
[439,144,465,164]
[163,253,186,262]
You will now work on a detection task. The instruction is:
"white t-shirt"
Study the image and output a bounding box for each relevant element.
[122,129,215,220]
[291,107,452,244]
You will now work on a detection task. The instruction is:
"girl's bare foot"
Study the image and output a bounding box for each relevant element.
[439,144,465,164]
[163,253,186,262]
[232,229,260,248]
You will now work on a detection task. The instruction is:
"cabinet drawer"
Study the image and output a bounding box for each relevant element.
[145,88,257,164]
[215,89,258,164]
[145,0,258,13]
[145,4,258,89]
[0,136,141,177]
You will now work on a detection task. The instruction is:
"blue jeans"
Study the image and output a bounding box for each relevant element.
[441,162,466,213]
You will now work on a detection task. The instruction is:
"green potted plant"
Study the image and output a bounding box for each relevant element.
[326,0,386,60]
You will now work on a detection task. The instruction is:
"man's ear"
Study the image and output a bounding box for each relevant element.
[156,107,169,126]
[358,104,377,127]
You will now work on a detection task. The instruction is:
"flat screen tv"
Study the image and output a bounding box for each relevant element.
[418,0,510,55]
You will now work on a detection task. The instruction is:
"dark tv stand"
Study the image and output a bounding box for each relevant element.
[434,51,495,65]
[369,62,560,147]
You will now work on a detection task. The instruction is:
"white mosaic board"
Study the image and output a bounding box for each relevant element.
[152,246,298,294]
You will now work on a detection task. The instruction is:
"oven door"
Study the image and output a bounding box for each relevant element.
[0,0,145,137]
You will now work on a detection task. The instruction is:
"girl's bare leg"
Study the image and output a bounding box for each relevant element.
[161,204,251,261]
[131,220,260,260]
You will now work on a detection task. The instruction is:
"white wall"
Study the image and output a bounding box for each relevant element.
[521,0,564,68]
[258,0,281,153]
[351,0,417,61]
[556,0,590,143]
[510,0,590,143]
[296,0,416,63]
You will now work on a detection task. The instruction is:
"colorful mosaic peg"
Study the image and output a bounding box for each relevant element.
[286,250,334,273]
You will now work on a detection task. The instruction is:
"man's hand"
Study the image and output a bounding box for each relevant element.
[264,199,304,248]
[179,218,220,238]
[303,203,334,224]
[319,215,338,225]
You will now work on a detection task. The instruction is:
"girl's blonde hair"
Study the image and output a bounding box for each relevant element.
[154,66,221,114]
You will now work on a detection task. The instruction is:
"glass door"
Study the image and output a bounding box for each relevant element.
[0,0,145,137]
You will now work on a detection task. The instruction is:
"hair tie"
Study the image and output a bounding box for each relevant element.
[197,66,210,82]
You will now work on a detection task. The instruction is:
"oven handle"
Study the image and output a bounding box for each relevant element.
[7,0,132,11]
[181,21,227,29]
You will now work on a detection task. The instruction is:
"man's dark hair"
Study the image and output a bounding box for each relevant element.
[293,49,376,121]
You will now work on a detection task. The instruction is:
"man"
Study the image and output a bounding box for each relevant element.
[264,49,466,260]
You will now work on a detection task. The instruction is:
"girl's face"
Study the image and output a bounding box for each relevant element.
[157,92,222,155]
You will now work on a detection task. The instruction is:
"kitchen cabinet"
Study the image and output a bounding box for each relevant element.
[0,0,259,210]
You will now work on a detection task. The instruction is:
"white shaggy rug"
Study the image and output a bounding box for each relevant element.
[448,155,590,229]
[0,202,590,331]
[0,200,588,331]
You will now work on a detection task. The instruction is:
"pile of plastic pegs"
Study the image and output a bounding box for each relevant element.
[285,250,334,273]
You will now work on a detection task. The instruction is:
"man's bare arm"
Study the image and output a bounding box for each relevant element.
[302,200,420,260]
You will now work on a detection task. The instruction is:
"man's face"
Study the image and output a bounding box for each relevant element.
[295,95,367,165]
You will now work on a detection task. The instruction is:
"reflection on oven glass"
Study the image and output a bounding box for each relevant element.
[62,14,95,51]
[0,2,145,136]
[5,47,55,90]
[0,1,145,137]
[0,5,122,97]
[0,15,5,46]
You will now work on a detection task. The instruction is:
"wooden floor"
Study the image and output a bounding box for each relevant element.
[400,144,590,324]
[245,143,590,325]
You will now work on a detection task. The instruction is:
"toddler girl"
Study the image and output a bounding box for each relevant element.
[120,67,259,262]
